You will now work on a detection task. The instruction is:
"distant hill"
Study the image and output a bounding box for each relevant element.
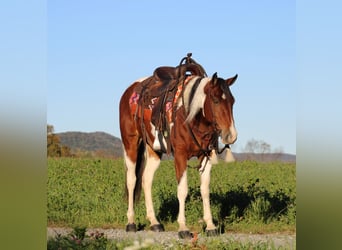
[57,131,122,158]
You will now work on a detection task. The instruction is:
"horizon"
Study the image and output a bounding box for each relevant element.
[55,129,296,156]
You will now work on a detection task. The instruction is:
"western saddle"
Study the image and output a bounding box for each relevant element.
[135,53,207,153]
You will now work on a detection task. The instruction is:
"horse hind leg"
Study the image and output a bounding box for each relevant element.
[124,141,145,232]
[124,148,138,232]
[142,145,164,232]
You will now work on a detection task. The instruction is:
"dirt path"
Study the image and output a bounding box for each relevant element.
[47,227,296,249]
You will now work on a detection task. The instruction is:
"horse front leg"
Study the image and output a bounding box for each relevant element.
[177,169,191,238]
[142,146,164,232]
[174,153,192,239]
[200,158,218,236]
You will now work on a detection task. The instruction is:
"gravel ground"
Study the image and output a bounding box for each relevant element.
[47,227,296,249]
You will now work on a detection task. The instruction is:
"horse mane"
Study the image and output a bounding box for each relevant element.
[178,76,210,123]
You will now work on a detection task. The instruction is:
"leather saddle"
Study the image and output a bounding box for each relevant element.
[134,53,207,153]
[137,63,205,99]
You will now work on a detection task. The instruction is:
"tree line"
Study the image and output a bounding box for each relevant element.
[47,125,72,157]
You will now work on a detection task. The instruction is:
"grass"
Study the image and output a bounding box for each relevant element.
[47,158,295,234]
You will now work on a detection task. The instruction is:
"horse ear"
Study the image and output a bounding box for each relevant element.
[226,74,238,86]
[211,72,218,85]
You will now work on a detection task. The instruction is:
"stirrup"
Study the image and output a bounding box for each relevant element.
[152,131,167,152]
[153,131,161,150]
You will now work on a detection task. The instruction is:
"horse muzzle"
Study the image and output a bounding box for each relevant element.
[221,132,237,145]
[221,123,237,145]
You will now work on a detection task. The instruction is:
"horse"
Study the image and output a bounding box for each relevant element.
[119,67,238,238]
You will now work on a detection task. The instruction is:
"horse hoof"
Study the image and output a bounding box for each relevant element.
[126,223,137,232]
[150,224,165,232]
[206,228,219,237]
[178,230,192,239]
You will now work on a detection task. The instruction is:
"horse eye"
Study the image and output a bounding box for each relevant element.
[213,97,220,104]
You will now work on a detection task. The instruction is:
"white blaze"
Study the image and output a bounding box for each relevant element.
[229,120,237,144]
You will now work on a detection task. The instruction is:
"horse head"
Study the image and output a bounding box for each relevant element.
[204,72,238,145]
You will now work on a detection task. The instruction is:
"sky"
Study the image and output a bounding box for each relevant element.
[47,1,295,154]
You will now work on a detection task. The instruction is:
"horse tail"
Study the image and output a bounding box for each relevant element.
[124,140,145,203]
[134,141,145,203]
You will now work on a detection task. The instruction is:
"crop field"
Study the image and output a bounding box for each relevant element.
[47,158,296,234]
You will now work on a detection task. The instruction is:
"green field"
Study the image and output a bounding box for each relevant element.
[47,158,295,233]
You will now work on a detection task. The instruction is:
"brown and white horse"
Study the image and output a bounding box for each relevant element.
[119,72,238,238]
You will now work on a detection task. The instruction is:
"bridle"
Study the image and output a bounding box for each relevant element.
[185,77,232,159]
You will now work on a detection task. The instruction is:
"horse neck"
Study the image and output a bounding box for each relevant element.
[182,76,209,123]
[190,109,216,135]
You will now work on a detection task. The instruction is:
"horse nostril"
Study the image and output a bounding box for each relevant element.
[230,133,237,144]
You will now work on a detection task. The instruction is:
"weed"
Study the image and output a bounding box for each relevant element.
[47,226,108,250]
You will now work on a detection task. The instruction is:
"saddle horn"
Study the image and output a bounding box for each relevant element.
[178,53,207,77]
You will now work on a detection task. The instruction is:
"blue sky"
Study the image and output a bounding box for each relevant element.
[47,1,295,154]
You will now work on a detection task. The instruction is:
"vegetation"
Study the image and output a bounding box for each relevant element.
[47,227,108,250]
[47,158,295,233]
[240,138,287,162]
[47,226,290,250]
[47,125,72,157]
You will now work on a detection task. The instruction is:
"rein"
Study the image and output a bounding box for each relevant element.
[186,122,213,158]
[217,143,230,154]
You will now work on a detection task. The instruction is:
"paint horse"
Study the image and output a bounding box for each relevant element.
[119,59,238,238]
